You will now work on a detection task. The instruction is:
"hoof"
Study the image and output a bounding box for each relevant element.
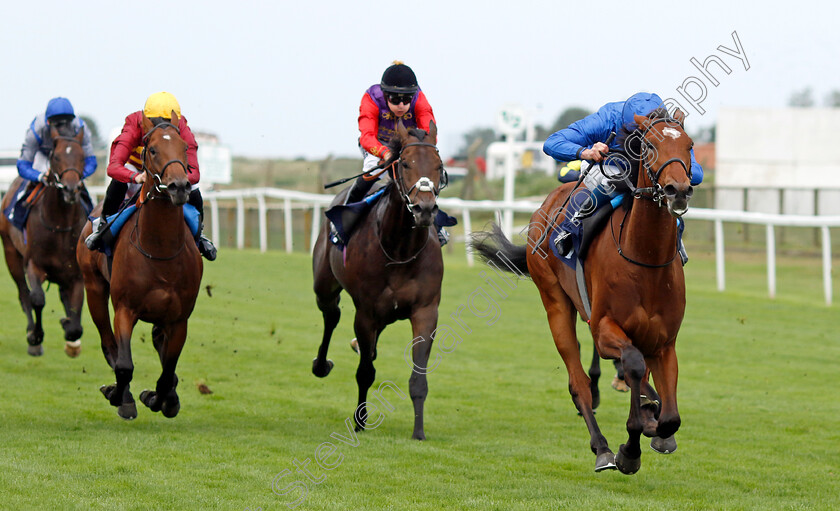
[615,445,641,475]
[349,338,359,354]
[161,394,180,418]
[412,431,426,441]
[611,376,629,392]
[27,344,44,357]
[139,390,161,412]
[64,340,81,358]
[594,451,617,472]
[118,401,137,420]
[312,358,334,378]
[650,435,677,454]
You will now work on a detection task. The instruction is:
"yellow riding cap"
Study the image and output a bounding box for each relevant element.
[143,92,181,119]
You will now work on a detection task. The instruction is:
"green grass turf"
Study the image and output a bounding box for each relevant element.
[0,245,838,510]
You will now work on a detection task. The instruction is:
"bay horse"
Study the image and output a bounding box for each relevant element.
[76,112,202,420]
[472,109,694,473]
[0,126,88,357]
[312,121,444,440]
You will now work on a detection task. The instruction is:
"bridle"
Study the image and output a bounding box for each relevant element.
[46,136,84,192]
[140,121,190,198]
[634,117,692,205]
[390,141,448,214]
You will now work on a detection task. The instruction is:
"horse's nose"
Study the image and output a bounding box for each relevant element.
[411,201,438,228]
[167,179,191,206]
[663,183,693,217]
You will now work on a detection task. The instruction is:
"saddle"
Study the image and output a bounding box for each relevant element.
[89,203,201,257]
[3,181,93,232]
[549,195,624,269]
[325,183,457,250]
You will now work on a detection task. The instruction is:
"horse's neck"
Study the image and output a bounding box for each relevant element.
[622,174,678,262]
[40,187,79,223]
[377,185,427,254]
[137,193,186,250]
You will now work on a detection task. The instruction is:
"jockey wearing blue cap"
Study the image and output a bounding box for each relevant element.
[17,97,97,183]
[543,92,704,262]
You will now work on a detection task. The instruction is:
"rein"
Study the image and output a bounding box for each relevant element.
[634,118,692,205]
[141,122,190,198]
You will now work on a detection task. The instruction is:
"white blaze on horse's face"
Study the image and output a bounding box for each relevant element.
[163,134,171,140]
[65,146,72,154]
[663,127,682,140]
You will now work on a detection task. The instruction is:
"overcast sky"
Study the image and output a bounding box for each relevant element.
[2,0,838,160]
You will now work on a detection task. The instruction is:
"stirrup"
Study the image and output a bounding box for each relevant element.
[85,222,109,251]
[554,230,573,257]
[198,236,217,261]
[329,223,344,246]
[437,227,450,246]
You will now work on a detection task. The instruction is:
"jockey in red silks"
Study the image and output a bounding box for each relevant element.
[84,92,216,260]
[345,61,437,204]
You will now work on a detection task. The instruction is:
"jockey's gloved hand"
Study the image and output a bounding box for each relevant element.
[38,172,49,183]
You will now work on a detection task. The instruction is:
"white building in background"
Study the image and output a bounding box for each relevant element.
[716,107,840,216]
[485,141,556,179]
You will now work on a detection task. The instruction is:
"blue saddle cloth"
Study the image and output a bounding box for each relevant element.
[325,185,457,250]
[3,181,94,232]
[90,203,200,256]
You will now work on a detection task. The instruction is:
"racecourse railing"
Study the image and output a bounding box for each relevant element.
[84,186,840,306]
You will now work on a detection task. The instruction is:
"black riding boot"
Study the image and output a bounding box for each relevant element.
[188,190,217,261]
[344,177,375,205]
[554,196,597,257]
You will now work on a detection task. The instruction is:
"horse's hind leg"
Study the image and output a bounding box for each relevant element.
[312,251,341,378]
[352,315,378,432]
[82,270,116,368]
[58,279,85,357]
[538,287,614,472]
[587,339,601,410]
[141,322,187,418]
[24,261,46,356]
[1,239,38,355]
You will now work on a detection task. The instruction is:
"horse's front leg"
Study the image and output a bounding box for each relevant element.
[647,344,680,454]
[141,321,188,418]
[103,307,138,420]
[312,249,341,378]
[407,305,438,440]
[58,279,85,357]
[353,314,378,432]
[24,260,46,355]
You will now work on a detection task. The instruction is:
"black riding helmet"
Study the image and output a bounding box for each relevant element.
[381,61,419,94]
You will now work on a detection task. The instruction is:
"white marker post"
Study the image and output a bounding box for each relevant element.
[496,105,526,237]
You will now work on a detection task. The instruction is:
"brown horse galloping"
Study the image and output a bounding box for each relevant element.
[0,126,88,357]
[473,109,694,473]
[77,112,202,420]
[312,122,444,440]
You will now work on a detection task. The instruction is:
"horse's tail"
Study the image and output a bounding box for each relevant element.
[469,223,530,277]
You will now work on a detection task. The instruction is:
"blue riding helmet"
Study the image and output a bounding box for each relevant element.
[45,97,75,120]
[621,92,664,127]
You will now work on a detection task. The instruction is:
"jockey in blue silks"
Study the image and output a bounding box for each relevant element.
[5,97,97,229]
[543,92,703,263]
[18,97,97,183]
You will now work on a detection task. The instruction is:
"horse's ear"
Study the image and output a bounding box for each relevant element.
[672,108,686,125]
[170,110,180,126]
[633,113,651,129]
[75,125,85,144]
[396,120,409,142]
[141,113,154,134]
[50,125,60,141]
[427,120,437,144]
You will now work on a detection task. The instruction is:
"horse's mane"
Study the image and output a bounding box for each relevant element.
[386,127,429,157]
[51,119,77,138]
[611,108,673,211]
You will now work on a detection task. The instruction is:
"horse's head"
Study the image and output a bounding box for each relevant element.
[141,112,191,206]
[392,121,446,228]
[633,109,694,217]
[47,125,85,205]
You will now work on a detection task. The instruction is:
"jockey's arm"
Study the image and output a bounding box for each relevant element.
[689,148,703,186]
[414,91,436,131]
[107,117,143,184]
[78,119,98,179]
[358,94,389,159]
[544,108,613,163]
[179,116,201,186]
[16,127,43,182]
